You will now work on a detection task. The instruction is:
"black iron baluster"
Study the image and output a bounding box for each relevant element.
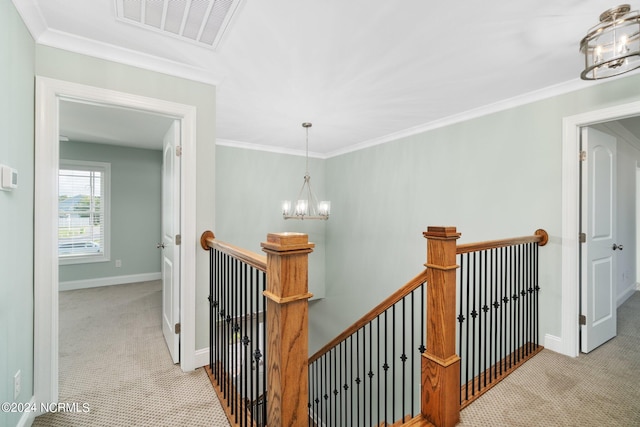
[377,316,381,425]
[392,304,396,423]
[462,252,469,402]
[411,290,415,417]
[500,246,506,376]
[261,271,267,424]
[369,321,373,426]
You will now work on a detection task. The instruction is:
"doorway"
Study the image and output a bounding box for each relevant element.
[34,77,198,406]
[561,100,640,358]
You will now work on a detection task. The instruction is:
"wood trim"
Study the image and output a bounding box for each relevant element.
[263,290,313,304]
[200,231,267,272]
[200,230,214,250]
[456,229,548,254]
[309,269,428,364]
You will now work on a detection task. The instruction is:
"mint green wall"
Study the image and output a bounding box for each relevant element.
[35,46,216,350]
[213,76,640,356]
[309,74,640,354]
[215,146,326,298]
[0,0,34,425]
[59,141,162,283]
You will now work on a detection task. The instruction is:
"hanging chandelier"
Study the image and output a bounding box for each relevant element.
[580,4,640,80]
[282,123,330,220]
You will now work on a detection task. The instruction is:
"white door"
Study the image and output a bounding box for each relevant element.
[581,126,618,353]
[161,120,181,363]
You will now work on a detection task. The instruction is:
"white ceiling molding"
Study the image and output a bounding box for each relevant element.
[216,138,327,159]
[219,76,610,160]
[37,28,222,85]
[11,0,48,40]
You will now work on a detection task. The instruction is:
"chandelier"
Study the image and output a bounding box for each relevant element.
[282,123,330,220]
[580,4,640,80]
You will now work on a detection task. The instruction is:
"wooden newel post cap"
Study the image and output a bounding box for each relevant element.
[423,226,461,240]
[261,232,315,254]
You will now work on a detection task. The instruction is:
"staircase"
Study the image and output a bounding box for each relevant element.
[201,226,548,427]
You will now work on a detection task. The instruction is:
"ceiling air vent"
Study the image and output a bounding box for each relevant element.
[115,0,243,49]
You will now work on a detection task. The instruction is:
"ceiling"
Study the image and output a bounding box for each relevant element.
[13,0,640,155]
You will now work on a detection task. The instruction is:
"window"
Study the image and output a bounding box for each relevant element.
[58,160,110,264]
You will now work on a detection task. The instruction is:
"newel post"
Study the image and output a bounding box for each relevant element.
[261,232,314,427]
[422,226,461,427]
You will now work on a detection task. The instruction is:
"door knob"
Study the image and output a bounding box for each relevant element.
[612,243,623,251]
[156,242,165,249]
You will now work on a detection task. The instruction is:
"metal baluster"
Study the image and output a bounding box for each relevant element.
[510,245,515,369]
[392,304,396,423]
[384,310,388,424]
[333,347,340,426]
[478,250,484,391]
[377,316,381,424]
[500,247,506,375]
[492,248,498,382]
[369,321,373,425]
[533,243,540,349]
[261,271,267,424]
[411,290,415,417]
[516,245,522,363]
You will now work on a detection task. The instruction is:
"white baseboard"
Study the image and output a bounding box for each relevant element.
[59,272,161,291]
[544,334,563,354]
[617,282,638,308]
[195,347,210,368]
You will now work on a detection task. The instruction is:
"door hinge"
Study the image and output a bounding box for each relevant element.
[579,232,586,243]
[580,150,586,161]
[175,323,181,334]
[579,314,586,325]
[176,145,182,157]
[175,234,181,245]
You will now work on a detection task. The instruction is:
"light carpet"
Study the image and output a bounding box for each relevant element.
[33,280,230,427]
[458,291,640,426]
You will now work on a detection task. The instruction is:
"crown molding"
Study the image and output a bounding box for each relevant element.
[37,28,222,86]
[218,76,621,160]
[323,77,612,158]
[216,139,327,159]
[12,0,47,40]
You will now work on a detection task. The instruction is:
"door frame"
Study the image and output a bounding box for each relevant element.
[561,100,640,357]
[34,76,198,406]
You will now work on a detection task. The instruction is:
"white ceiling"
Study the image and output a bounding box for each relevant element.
[13,0,640,154]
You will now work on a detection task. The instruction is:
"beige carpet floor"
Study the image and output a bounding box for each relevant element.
[458,291,640,426]
[33,281,640,426]
[33,280,230,427]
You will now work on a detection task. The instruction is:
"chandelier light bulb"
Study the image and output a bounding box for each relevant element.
[282,122,330,220]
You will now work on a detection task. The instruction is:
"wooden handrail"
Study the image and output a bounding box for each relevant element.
[456,229,548,254]
[200,230,267,272]
[308,269,428,364]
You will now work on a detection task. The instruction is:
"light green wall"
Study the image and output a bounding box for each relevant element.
[214,73,640,355]
[215,146,326,298]
[35,45,216,350]
[0,0,34,425]
[310,74,640,354]
[59,141,162,283]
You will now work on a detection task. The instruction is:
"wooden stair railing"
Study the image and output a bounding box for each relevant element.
[308,226,547,427]
[202,226,547,427]
[201,231,314,427]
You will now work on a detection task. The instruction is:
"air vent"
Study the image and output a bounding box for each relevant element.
[115,0,243,49]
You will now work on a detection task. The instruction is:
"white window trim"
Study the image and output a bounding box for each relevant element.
[58,159,111,265]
